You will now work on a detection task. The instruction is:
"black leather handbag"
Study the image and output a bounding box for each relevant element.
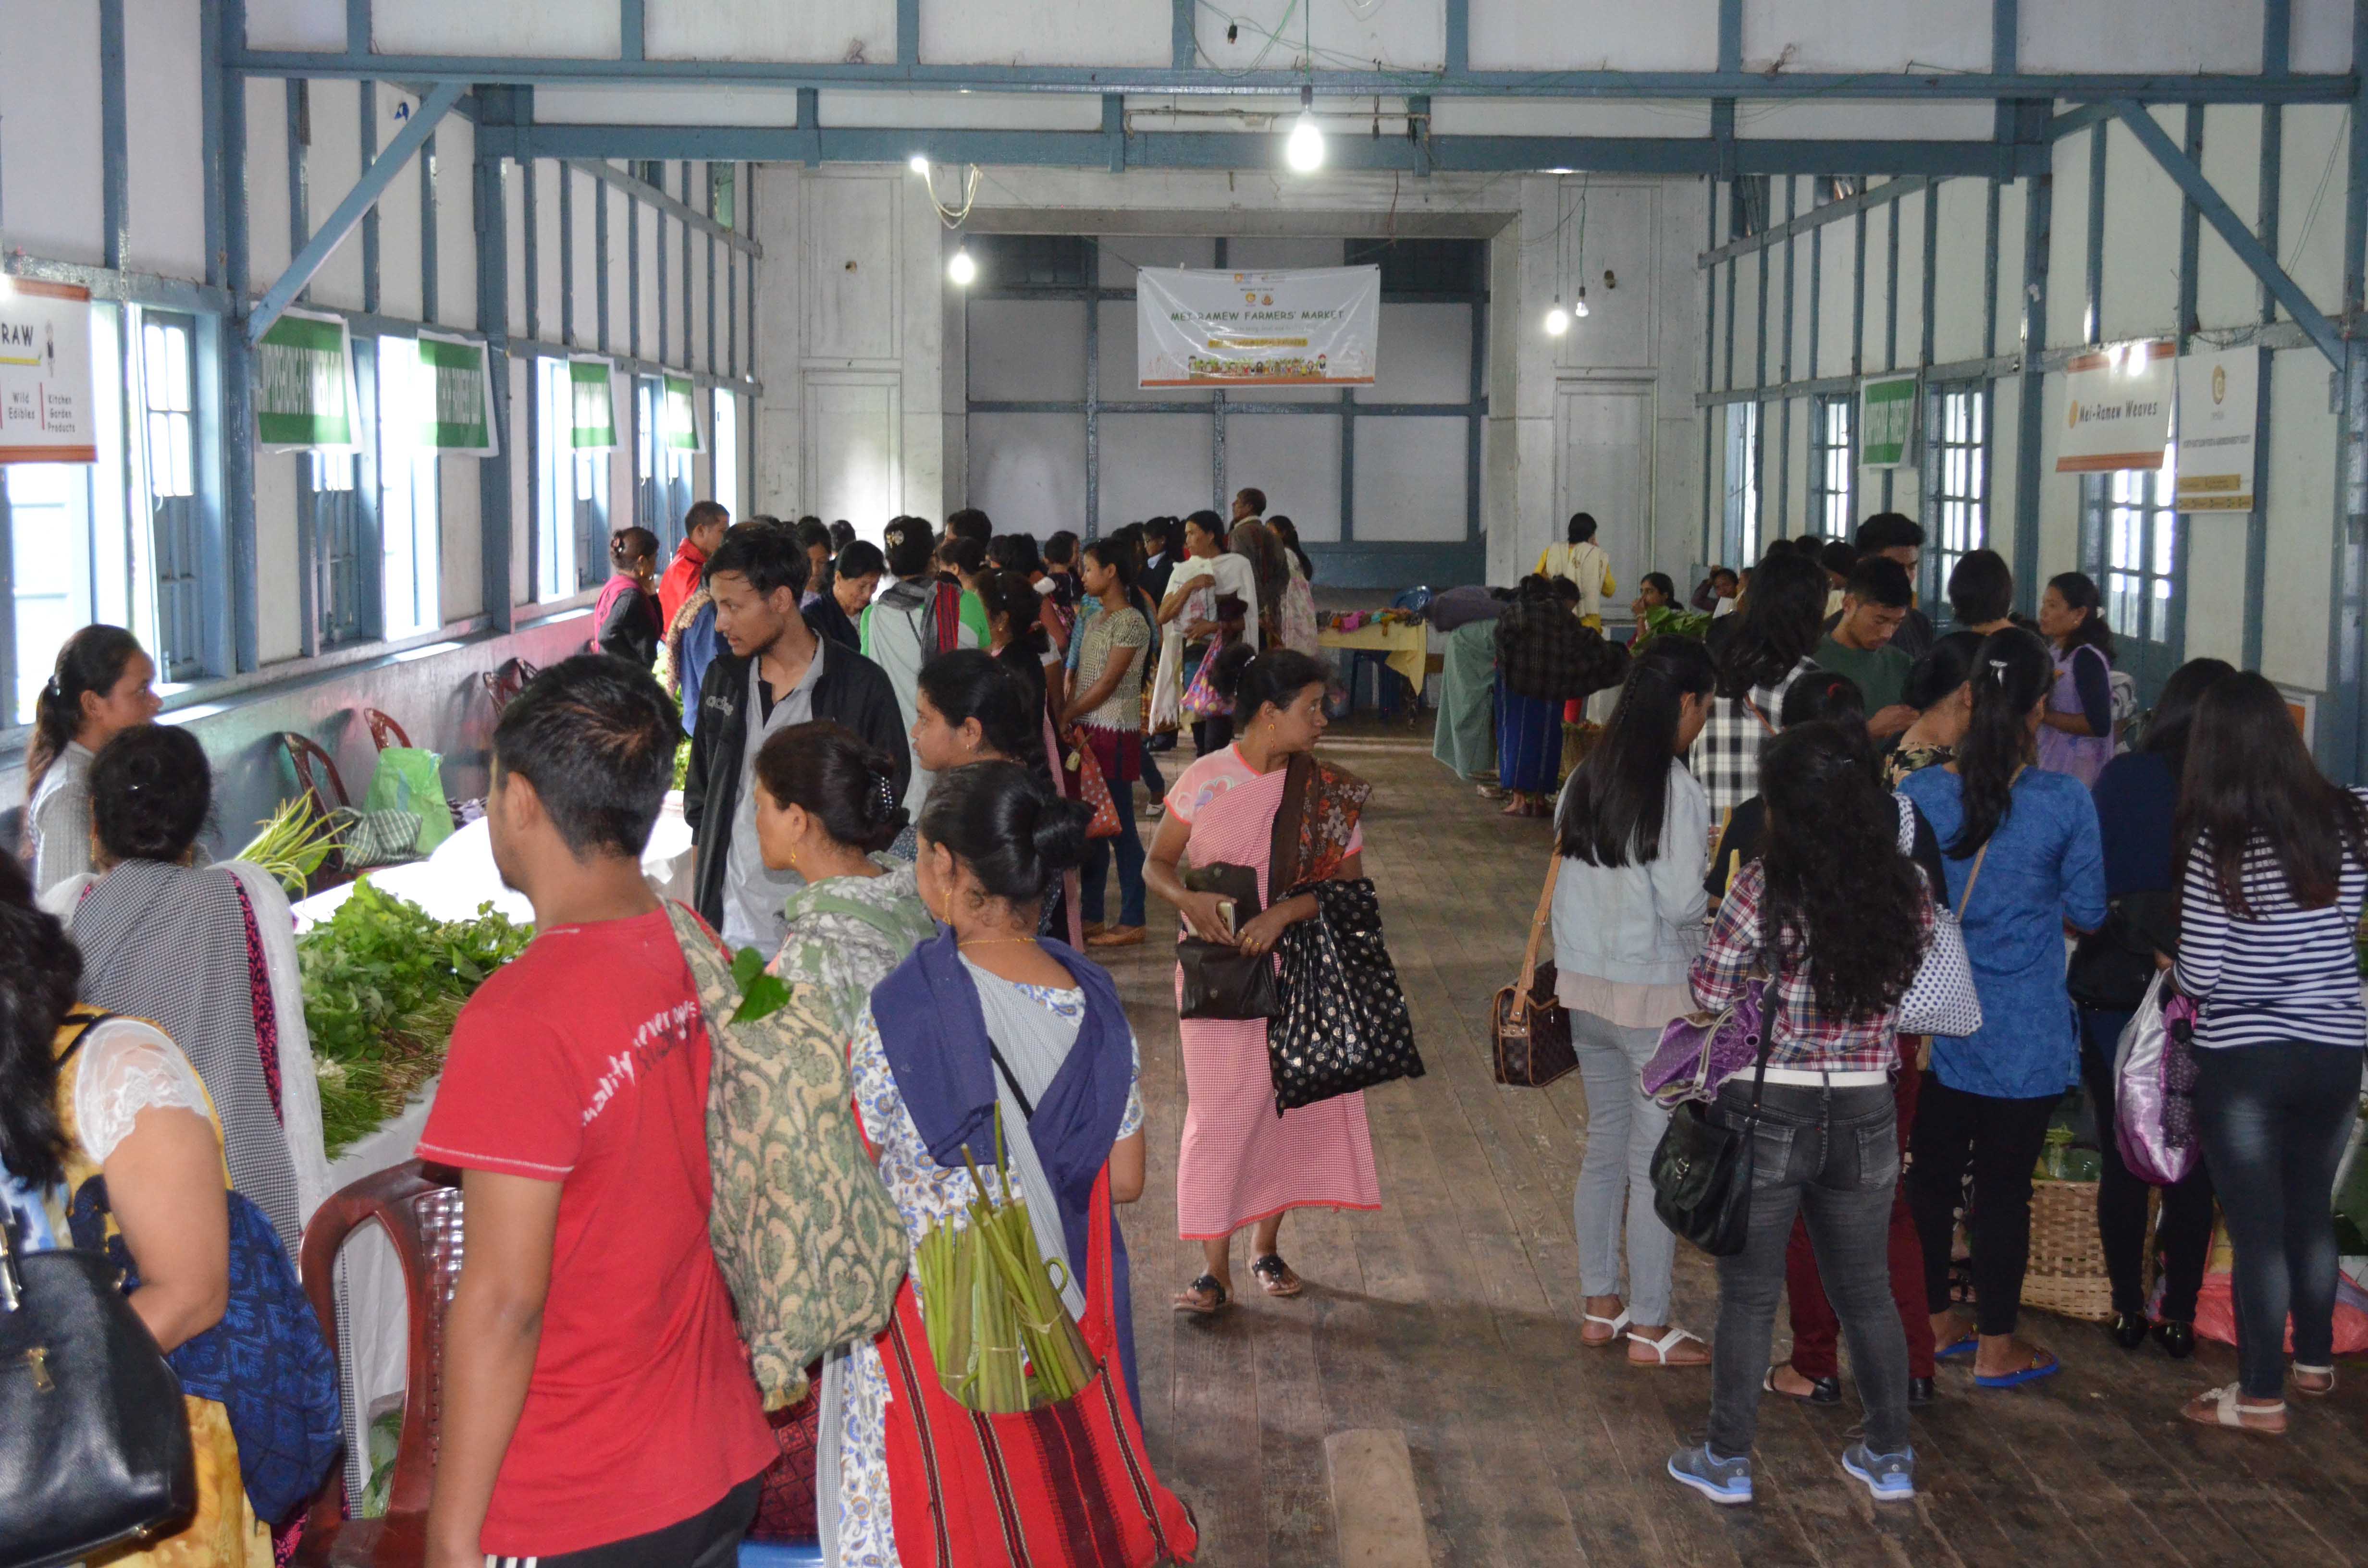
[0,1212,197,1568]
[1177,862,1280,1021]
[2066,890,2182,1014]
[1648,1022,1776,1257]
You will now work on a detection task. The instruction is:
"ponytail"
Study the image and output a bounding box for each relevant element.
[25,625,147,803]
[1948,627,2053,856]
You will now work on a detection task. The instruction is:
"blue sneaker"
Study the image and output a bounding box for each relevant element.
[1840,1442,1915,1501]
[1666,1442,1753,1505]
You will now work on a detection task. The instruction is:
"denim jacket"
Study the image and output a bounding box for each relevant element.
[1550,759,1711,988]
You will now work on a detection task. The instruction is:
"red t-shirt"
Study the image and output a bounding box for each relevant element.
[658,539,708,630]
[417,909,772,1556]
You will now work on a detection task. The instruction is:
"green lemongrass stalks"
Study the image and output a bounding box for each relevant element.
[236,796,345,896]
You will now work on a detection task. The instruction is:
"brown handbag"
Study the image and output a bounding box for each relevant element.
[1492,854,1579,1088]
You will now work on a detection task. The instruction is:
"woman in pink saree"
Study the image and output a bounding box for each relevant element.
[1146,646,1381,1314]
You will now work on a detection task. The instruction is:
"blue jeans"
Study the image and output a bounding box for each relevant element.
[1571,1011,1677,1326]
[2195,1042,2362,1397]
[1081,778,1147,928]
[1707,1079,1911,1458]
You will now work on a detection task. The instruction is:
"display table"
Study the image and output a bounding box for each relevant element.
[1317,620,1430,694]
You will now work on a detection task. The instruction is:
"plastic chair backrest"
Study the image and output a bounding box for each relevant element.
[481,658,540,715]
[282,732,351,814]
[363,710,412,752]
[298,1161,465,1532]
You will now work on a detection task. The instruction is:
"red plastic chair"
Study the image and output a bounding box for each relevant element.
[362,710,412,752]
[292,1161,466,1568]
[281,732,352,816]
[480,658,540,715]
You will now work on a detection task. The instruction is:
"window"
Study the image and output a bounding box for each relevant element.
[377,339,442,638]
[635,376,692,547]
[1810,394,1854,540]
[965,234,1092,290]
[2101,451,2179,672]
[3,466,98,724]
[306,450,367,647]
[536,357,609,599]
[711,389,739,518]
[1723,402,1760,564]
[139,314,204,679]
[1926,384,1987,605]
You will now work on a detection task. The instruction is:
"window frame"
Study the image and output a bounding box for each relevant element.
[1924,381,1991,613]
[2087,446,2184,694]
[1723,401,1761,565]
[375,335,444,640]
[1808,392,1855,542]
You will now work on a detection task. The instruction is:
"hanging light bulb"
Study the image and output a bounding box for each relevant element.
[908,153,931,175]
[1543,301,1571,337]
[947,245,976,286]
[1573,286,1591,319]
[1286,84,1325,173]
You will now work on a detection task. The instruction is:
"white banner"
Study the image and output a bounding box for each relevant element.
[2056,340,2175,473]
[1136,265,1380,388]
[0,277,96,465]
[2175,348,2258,513]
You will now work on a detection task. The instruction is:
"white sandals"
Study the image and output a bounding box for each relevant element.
[1627,1325,1710,1368]
[2183,1383,2287,1434]
[2293,1363,2337,1397]
[1580,1309,1631,1348]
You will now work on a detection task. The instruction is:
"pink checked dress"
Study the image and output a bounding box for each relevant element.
[1167,745,1382,1239]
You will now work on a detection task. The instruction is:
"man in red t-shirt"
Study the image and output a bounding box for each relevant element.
[659,500,732,629]
[419,656,771,1568]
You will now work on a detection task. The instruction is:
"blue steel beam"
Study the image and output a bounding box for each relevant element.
[221,49,2356,103]
[247,80,464,343]
[515,122,2045,178]
[2109,99,2345,367]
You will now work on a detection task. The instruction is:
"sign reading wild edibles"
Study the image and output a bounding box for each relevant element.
[417,330,499,455]
[2056,339,2176,472]
[0,277,97,464]
[1137,265,1381,387]
[2174,348,2258,513]
[257,308,359,451]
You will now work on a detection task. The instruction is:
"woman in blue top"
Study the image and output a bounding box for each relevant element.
[1901,629,2107,1389]
[2076,658,2233,1359]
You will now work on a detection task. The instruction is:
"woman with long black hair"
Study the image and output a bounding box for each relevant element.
[1066,538,1154,947]
[1900,628,2107,1390]
[2174,673,2368,1434]
[1668,722,1933,1508]
[1552,638,1717,1368]
[2077,657,2235,1359]
[20,624,161,897]
[1690,547,1829,830]
[2035,570,2117,785]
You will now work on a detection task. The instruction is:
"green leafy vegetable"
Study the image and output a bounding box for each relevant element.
[235,796,345,897]
[1638,604,1713,647]
[729,945,791,1023]
[299,882,532,1155]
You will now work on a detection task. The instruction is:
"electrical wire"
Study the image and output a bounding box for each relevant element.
[920,163,982,229]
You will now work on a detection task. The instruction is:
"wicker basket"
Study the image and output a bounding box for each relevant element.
[2020,1177,2117,1323]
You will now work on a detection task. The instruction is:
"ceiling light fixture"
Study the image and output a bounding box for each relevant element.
[908,154,930,174]
[1286,84,1325,173]
[947,245,977,286]
[1574,287,1591,319]
[1543,302,1570,337]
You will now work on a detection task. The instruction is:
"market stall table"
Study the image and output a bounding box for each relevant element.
[1319,618,1431,715]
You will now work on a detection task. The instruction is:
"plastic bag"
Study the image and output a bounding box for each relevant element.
[363,746,454,854]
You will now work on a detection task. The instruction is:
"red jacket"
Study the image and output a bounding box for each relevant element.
[658,538,707,628]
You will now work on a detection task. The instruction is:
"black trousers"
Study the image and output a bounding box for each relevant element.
[2078,1007,2217,1322]
[1906,1078,2059,1337]
[523,1478,761,1568]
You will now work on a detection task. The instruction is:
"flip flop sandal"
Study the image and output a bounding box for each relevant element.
[1581,1308,1631,1348]
[1628,1326,1710,1367]
[1935,1333,1979,1362]
[1974,1350,2061,1389]
[2292,1364,2337,1397]
[2183,1383,2287,1433]
[1249,1254,1304,1298]
[1174,1274,1230,1316]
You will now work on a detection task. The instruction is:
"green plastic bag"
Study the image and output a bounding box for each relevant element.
[363,746,454,855]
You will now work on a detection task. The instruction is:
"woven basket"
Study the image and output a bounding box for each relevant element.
[2020,1177,2116,1323]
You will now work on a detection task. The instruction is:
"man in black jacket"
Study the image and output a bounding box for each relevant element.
[684,522,911,944]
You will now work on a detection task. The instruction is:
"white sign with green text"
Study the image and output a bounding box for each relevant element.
[257,309,359,452]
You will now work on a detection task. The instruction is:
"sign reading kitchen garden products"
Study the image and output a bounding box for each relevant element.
[0,276,96,464]
[1136,265,1381,387]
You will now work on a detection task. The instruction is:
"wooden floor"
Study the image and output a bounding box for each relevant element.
[1096,726,2368,1568]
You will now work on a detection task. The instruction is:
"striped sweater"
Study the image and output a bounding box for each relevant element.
[2174,787,2368,1051]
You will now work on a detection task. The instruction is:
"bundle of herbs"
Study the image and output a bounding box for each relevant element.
[235,796,344,897]
[912,1107,1098,1413]
[299,882,531,1154]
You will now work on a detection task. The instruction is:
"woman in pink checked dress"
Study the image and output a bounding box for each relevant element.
[1145,645,1381,1315]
